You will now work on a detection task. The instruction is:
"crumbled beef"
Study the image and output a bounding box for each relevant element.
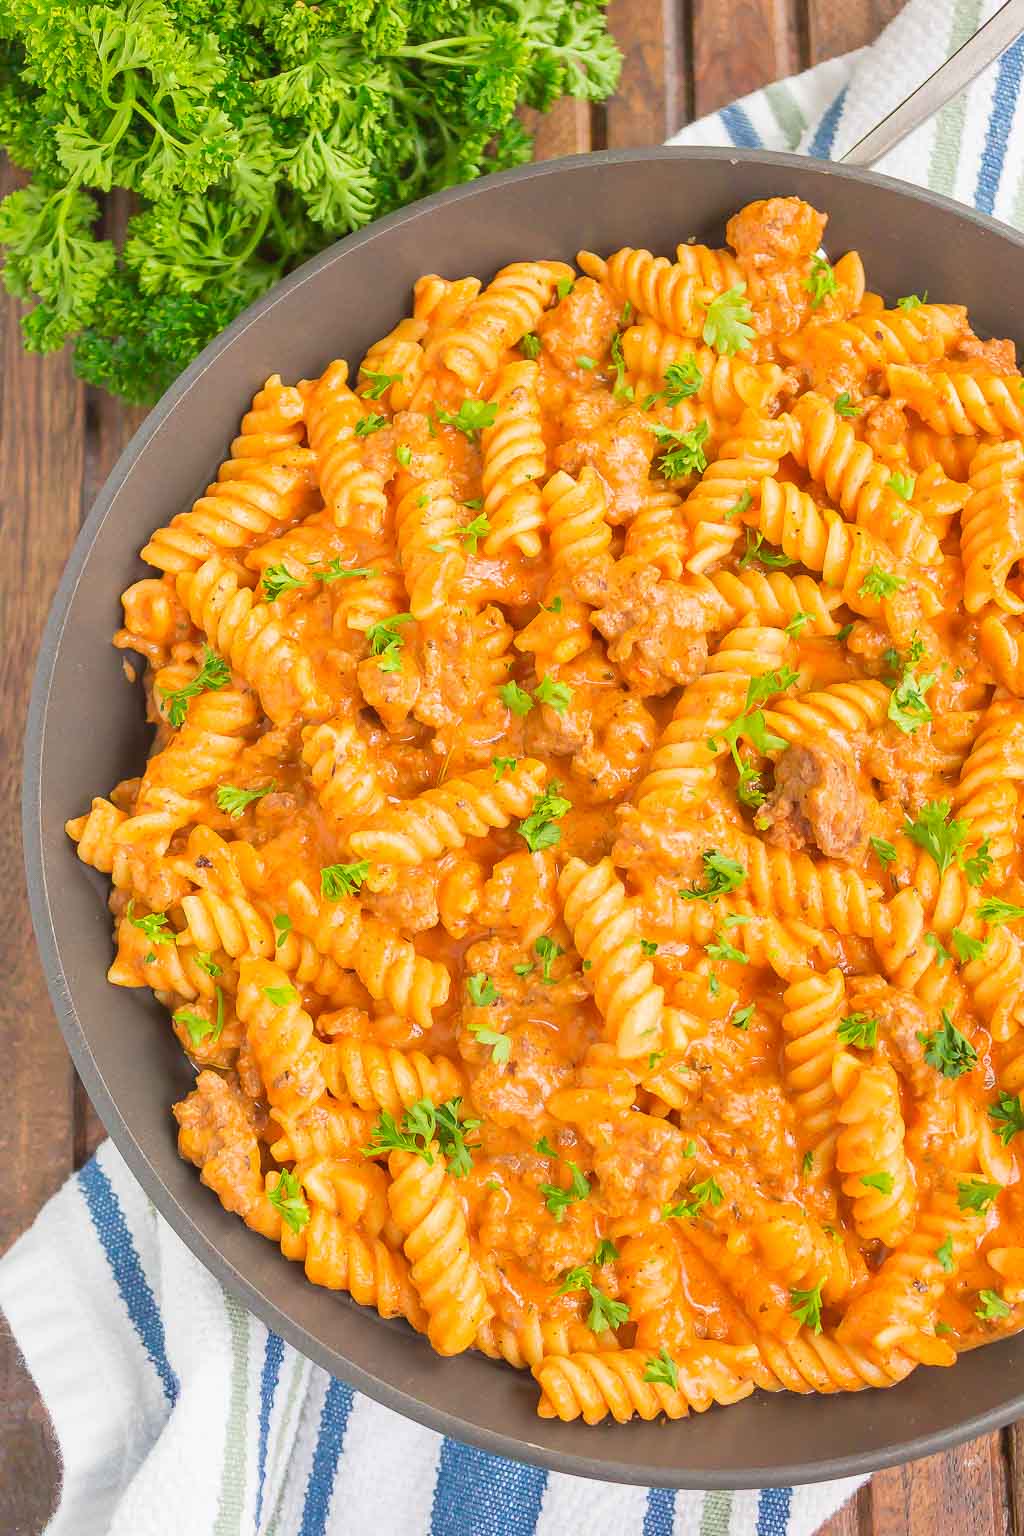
[357,651,420,729]
[847,978,950,1100]
[362,871,439,933]
[571,560,709,696]
[537,276,620,379]
[761,743,869,862]
[590,1115,689,1217]
[555,407,656,524]
[950,335,1019,375]
[727,197,827,273]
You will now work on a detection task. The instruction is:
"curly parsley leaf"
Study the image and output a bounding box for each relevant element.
[703,285,755,355]
[215,781,274,819]
[518,782,571,853]
[918,1010,977,1078]
[159,647,229,727]
[268,1169,310,1236]
[321,861,370,900]
[789,1278,825,1334]
[680,849,746,904]
[539,1161,590,1219]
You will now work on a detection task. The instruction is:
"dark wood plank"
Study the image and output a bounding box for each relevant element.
[605,0,688,147]
[807,0,905,61]
[522,99,592,162]
[0,155,85,1536]
[691,0,802,116]
[1006,1421,1024,1536]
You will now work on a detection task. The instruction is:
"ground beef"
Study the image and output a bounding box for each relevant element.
[572,560,709,696]
[357,651,420,729]
[362,871,439,933]
[761,743,869,862]
[572,692,657,802]
[950,335,1019,374]
[555,406,656,524]
[847,978,950,1101]
[537,276,620,380]
[590,1115,690,1217]
[727,197,827,273]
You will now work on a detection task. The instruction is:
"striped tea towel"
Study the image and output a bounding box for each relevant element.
[669,0,1024,229]
[0,1141,865,1536]
[5,3,1024,1531]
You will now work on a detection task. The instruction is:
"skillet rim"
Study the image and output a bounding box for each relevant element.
[22,145,1024,1489]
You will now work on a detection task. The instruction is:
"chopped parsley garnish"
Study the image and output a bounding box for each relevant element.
[499,679,534,716]
[886,470,915,501]
[576,354,598,371]
[888,667,936,735]
[650,418,710,479]
[785,610,811,637]
[904,799,970,876]
[707,670,793,808]
[870,836,897,866]
[268,1169,310,1235]
[957,1178,1000,1213]
[313,559,377,582]
[512,962,533,976]
[663,1176,724,1221]
[802,1150,814,1175]
[262,564,304,601]
[360,368,402,400]
[977,1289,1012,1321]
[460,513,490,553]
[321,861,370,900]
[725,489,752,522]
[834,392,858,418]
[159,646,229,727]
[609,331,633,402]
[680,849,746,904]
[518,782,571,853]
[362,1096,480,1177]
[703,284,755,355]
[557,1264,629,1332]
[215,781,274,819]
[535,675,573,714]
[936,1235,954,1273]
[556,277,575,301]
[436,399,497,439]
[790,1278,824,1334]
[739,528,794,569]
[263,985,297,1006]
[647,1050,665,1069]
[127,903,173,945]
[951,928,988,964]
[367,612,412,673]
[732,1004,754,1031]
[534,935,563,982]
[640,938,658,957]
[396,443,412,467]
[706,930,747,965]
[467,1020,510,1064]
[436,1102,481,1177]
[918,1010,976,1079]
[193,950,221,977]
[492,756,518,782]
[978,897,1024,925]
[541,595,564,613]
[860,1171,894,1194]
[174,1005,214,1048]
[539,1161,590,1219]
[354,412,388,437]
[519,332,542,360]
[859,565,905,600]
[272,914,291,947]
[593,1238,619,1266]
[924,932,949,966]
[897,292,926,310]
[643,1347,679,1390]
[804,253,838,309]
[836,622,854,641]
[663,356,703,403]
[837,1012,878,1048]
[989,1092,1024,1145]
[535,1136,559,1158]
[466,972,500,1007]
[964,841,993,888]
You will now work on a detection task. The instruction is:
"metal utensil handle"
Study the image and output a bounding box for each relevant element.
[841,0,1024,168]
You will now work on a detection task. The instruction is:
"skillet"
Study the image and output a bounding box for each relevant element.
[22,7,1024,1489]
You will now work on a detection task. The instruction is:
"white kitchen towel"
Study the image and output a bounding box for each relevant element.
[0,1140,865,1536]
[4,1,1023,1531]
[669,0,1024,233]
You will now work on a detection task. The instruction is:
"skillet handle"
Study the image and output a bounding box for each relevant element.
[841,0,1024,168]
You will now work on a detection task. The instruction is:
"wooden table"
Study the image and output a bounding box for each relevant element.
[2,1,1021,1530]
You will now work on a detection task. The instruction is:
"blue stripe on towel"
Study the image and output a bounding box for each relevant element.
[643,1486,676,1535]
[975,34,1024,214]
[808,87,848,158]
[256,1332,285,1529]
[79,1158,179,1405]
[757,1486,793,1533]
[720,104,763,149]
[298,1377,352,1535]
[430,1439,547,1536]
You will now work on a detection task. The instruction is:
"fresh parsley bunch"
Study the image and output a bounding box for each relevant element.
[0,0,620,403]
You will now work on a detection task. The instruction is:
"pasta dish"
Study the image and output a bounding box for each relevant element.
[67,196,1024,1425]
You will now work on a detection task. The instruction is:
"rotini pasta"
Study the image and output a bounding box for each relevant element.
[71,195,1024,1428]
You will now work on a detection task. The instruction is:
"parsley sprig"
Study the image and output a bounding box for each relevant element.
[362,1096,480,1178]
[159,647,229,728]
[649,418,710,479]
[215,781,274,819]
[518,782,571,852]
[539,1161,590,1219]
[703,285,755,354]
[268,1169,310,1236]
[557,1264,629,1332]
[917,1010,977,1079]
